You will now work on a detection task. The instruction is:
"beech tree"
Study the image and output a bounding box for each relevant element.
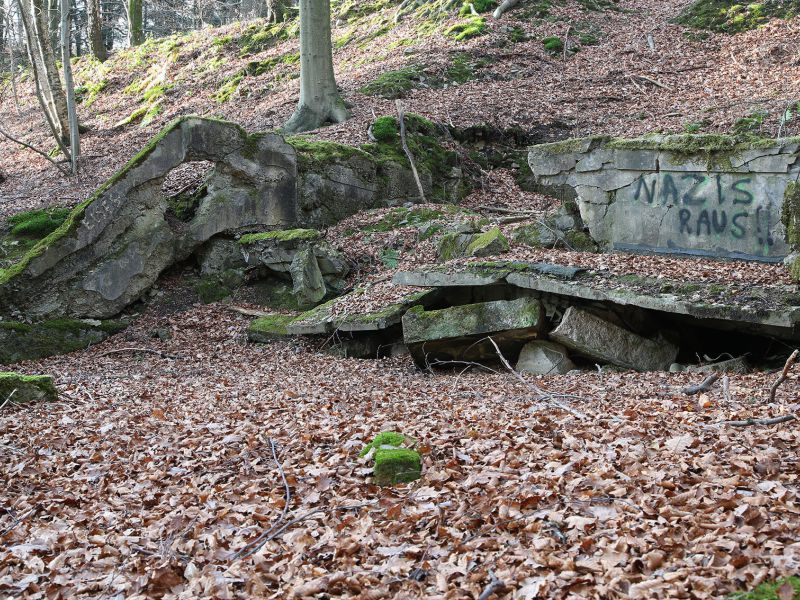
[128,0,142,45]
[282,0,348,134]
[86,0,105,60]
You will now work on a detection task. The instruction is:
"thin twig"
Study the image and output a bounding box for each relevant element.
[681,373,720,396]
[98,348,178,359]
[478,570,505,600]
[634,74,670,90]
[395,100,426,202]
[768,349,799,403]
[0,389,17,411]
[225,305,274,318]
[487,337,588,420]
[476,204,535,215]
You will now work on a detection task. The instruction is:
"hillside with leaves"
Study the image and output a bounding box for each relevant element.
[2,1,800,599]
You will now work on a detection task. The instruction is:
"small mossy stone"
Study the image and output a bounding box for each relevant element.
[373,448,422,486]
[465,227,510,257]
[0,372,58,404]
[0,319,126,364]
[359,431,406,457]
[563,229,598,252]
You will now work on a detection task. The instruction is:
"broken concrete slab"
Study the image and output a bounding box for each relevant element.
[0,373,58,403]
[402,297,542,366]
[550,306,678,371]
[516,340,576,375]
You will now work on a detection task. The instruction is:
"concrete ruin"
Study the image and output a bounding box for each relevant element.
[527,134,800,263]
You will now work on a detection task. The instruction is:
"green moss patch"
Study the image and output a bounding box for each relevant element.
[360,66,425,99]
[248,313,299,342]
[731,577,800,600]
[542,36,564,54]
[676,0,800,33]
[0,373,58,404]
[359,430,407,456]
[445,16,487,41]
[465,227,510,257]
[7,207,71,238]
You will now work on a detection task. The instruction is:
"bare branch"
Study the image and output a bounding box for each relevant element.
[395,100,426,202]
[681,373,720,396]
[478,570,505,600]
[724,415,796,427]
[769,349,799,403]
[0,124,69,175]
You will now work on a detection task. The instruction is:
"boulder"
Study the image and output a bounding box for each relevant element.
[402,297,542,366]
[516,340,575,375]
[290,247,327,308]
[197,238,248,276]
[550,307,678,371]
[0,373,58,403]
[465,227,509,257]
[0,319,126,364]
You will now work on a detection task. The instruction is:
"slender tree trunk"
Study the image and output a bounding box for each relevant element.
[127,0,142,45]
[263,0,287,23]
[86,0,104,60]
[0,1,6,59]
[60,0,78,174]
[16,0,71,148]
[282,0,348,134]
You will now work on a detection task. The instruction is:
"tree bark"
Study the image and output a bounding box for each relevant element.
[60,0,78,174]
[282,0,348,134]
[128,0,142,46]
[87,0,105,60]
[263,0,288,23]
[16,0,71,148]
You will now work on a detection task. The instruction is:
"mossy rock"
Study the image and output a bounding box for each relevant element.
[194,270,243,304]
[465,227,510,257]
[374,449,422,486]
[563,229,598,252]
[247,313,299,342]
[512,223,559,248]
[0,372,58,404]
[675,0,800,34]
[0,319,127,364]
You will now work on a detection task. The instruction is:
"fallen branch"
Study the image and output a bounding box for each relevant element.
[681,373,720,396]
[0,124,70,175]
[488,337,588,420]
[477,204,535,215]
[768,349,799,403]
[225,305,274,318]
[478,570,505,600]
[98,348,178,359]
[633,74,670,90]
[395,100,426,202]
[724,415,796,427]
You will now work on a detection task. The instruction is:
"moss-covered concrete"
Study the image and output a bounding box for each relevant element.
[465,227,509,257]
[0,372,58,404]
[247,313,299,342]
[0,319,127,364]
[373,448,422,486]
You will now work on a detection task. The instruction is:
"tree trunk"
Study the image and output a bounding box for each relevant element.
[16,0,71,147]
[60,0,78,174]
[87,0,105,60]
[128,0,142,46]
[263,0,288,23]
[282,0,347,134]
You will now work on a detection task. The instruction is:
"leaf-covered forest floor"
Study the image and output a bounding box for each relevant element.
[1,0,800,598]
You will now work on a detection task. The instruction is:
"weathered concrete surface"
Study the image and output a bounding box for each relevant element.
[550,306,678,371]
[0,116,461,321]
[516,340,575,375]
[402,297,542,366]
[0,373,58,403]
[528,135,800,262]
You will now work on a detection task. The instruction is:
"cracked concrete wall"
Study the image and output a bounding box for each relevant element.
[528,136,800,262]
